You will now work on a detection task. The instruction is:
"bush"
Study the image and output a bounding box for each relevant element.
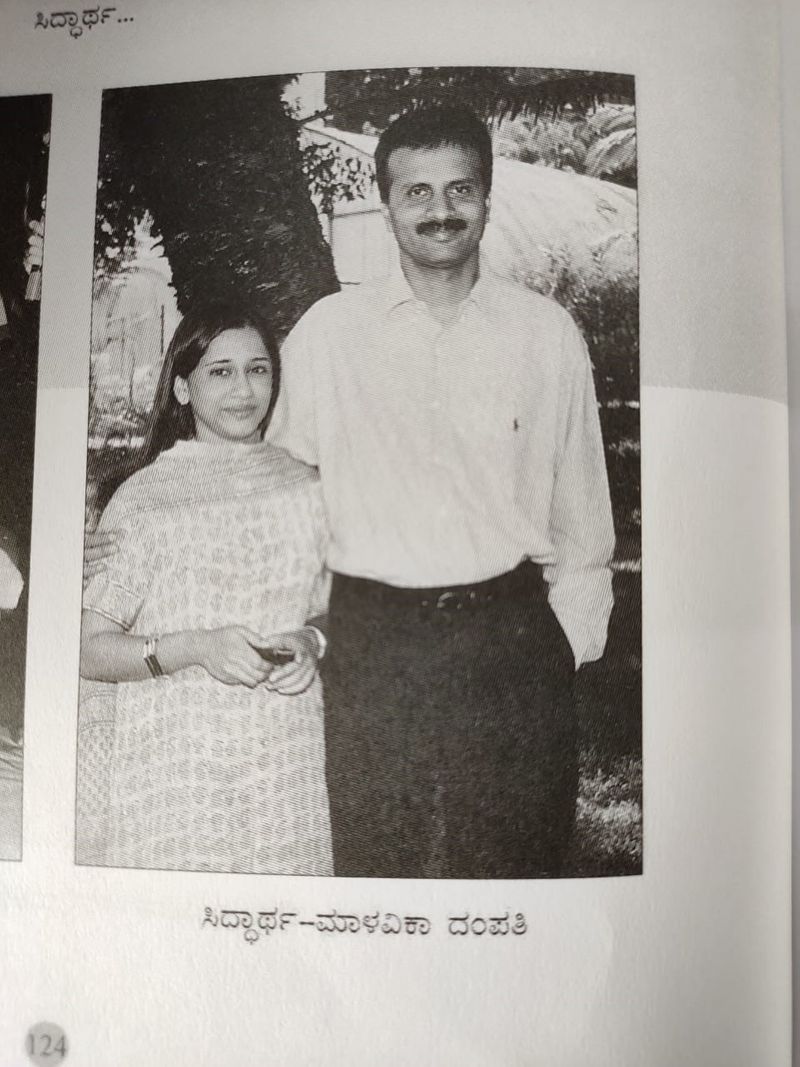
[521,242,640,551]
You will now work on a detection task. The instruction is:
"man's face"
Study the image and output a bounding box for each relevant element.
[380,143,489,271]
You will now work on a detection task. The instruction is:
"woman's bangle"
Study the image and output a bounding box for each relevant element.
[304,626,327,660]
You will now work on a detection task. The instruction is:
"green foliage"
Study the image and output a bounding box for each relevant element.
[496,104,637,187]
[300,141,374,215]
[583,108,637,186]
[95,77,339,339]
[326,67,635,132]
[519,239,640,546]
[496,112,589,171]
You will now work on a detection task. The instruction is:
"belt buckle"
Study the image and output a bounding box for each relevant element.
[436,590,459,612]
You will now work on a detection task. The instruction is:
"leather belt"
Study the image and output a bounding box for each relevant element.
[333,561,545,615]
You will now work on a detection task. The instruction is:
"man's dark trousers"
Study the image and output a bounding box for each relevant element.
[322,562,578,879]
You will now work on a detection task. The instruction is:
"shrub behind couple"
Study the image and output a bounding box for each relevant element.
[79,105,614,880]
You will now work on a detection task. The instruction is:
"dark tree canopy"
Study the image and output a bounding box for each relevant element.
[96,77,339,339]
[325,67,635,133]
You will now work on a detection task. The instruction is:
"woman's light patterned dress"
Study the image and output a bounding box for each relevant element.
[79,441,332,875]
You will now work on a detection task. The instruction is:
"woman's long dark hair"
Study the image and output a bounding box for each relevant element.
[139,301,281,469]
[92,302,280,518]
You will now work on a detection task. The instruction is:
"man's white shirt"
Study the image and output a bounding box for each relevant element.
[268,268,615,667]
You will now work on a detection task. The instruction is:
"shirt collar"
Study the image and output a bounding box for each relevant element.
[379,258,497,322]
[380,267,417,313]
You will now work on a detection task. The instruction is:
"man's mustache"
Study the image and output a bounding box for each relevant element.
[416,218,468,236]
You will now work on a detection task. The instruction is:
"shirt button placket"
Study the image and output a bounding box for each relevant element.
[430,328,447,467]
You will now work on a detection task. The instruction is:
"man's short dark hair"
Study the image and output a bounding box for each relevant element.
[374,105,493,202]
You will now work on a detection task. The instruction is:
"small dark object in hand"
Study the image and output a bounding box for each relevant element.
[257,647,295,666]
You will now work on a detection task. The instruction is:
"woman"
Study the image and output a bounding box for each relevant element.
[79,303,331,875]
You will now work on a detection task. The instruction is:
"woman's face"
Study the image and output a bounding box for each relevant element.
[174,327,273,445]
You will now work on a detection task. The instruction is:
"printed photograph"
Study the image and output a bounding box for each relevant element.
[0,93,51,861]
[76,67,640,878]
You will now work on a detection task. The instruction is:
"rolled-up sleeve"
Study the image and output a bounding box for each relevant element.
[543,316,615,668]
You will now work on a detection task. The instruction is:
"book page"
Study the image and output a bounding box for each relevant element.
[0,0,790,1064]
[781,0,800,1057]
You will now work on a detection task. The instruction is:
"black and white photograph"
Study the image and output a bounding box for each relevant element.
[0,93,50,861]
[76,67,640,880]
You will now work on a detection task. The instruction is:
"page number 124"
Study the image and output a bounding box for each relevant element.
[25,1023,68,1063]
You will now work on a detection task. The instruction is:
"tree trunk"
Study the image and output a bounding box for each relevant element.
[99,77,339,339]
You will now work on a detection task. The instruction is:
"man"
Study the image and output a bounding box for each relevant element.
[268,104,615,878]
